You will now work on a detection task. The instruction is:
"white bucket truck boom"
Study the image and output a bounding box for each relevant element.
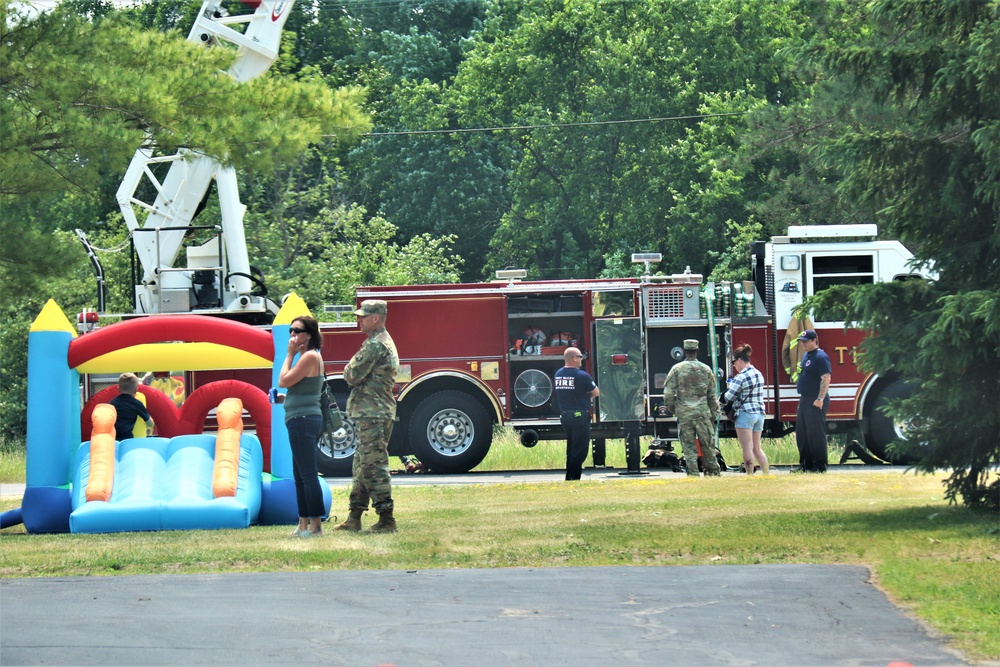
[114,0,294,321]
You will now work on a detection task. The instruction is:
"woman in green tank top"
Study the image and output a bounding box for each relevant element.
[278,316,326,536]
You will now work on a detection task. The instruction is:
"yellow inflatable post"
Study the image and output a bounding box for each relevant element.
[131,391,149,439]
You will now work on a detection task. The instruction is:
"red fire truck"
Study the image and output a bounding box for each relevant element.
[174,223,931,476]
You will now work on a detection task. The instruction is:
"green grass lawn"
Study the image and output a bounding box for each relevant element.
[2,432,997,661]
[2,471,997,662]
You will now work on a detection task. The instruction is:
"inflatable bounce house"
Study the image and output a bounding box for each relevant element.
[0,294,331,533]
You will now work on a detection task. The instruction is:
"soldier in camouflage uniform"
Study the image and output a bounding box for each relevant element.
[663,339,721,476]
[334,300,400,533]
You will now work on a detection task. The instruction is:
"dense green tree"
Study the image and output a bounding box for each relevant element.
[240,142,463,313]
[804,0,999,509]
[450,0,808,279]
[313,206,463,304]
[343,1,497,279]
[349,98,511,277]
[0,230,107,440]
[0,0,369,294]
[284,0,358,82]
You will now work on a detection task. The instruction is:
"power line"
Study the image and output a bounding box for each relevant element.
[348,111,750,137]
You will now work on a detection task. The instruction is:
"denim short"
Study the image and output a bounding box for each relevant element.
[735,411,765,432]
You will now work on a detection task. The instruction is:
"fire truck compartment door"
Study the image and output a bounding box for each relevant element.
[594,318,644,422]
[645,325,728,417]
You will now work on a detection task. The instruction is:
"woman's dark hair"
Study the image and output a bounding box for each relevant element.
[733,344,753,363]
[292,316,323,351]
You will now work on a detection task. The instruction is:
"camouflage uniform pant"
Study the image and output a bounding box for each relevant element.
[348,417,395,514]
[677,411,720,476]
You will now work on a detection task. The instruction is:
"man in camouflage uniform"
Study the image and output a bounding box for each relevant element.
[334,300,400,533]
[663,339,721,477]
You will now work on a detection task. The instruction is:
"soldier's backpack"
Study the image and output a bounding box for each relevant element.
[643,447,683,472]
[697,450,728,473]
[677,450,728,473]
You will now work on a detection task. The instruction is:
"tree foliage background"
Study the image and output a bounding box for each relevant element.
[0,0,996,507]
[803,0,999,509]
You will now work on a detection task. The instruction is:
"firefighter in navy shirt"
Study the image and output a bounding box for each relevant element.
[794,329,832,472]
[554,347,600,480]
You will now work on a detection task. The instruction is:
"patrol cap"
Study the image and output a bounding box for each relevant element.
[354,299,387,316]
[683,339,699,350]
[797,329,818,341]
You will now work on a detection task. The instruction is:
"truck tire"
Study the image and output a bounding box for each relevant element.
[408,390,491,474]
[867,381,917,464]
[316,394,356,477]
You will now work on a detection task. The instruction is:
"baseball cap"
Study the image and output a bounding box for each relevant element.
[354,299,387,316]
[683,339,699,350]
[797,329,818,341]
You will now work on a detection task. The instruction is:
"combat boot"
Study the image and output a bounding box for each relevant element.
[334,508,364,532]
[367,510,397,533]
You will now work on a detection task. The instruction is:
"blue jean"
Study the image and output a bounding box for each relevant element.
[735,411,765,432]
[286,415,325,519]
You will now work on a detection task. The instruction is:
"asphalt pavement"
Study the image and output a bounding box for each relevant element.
[0,565,969,667]
[2,465,973,667]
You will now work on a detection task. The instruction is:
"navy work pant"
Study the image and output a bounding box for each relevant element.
[561,411,591,480]
[795,396,830,472]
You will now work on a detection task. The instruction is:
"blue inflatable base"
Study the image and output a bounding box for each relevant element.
[258,476,333,526]
[21,486,71,534]
[0,507,22,529]
[16,435,334,533]
[69,434,264,534]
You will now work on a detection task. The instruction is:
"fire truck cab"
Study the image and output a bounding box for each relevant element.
[753,224,932,461]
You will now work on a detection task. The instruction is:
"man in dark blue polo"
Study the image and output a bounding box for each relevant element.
[794,329,832,472]
[554,347,600,480]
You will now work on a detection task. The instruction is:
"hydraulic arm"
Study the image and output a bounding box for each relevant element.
[115,0,294,320]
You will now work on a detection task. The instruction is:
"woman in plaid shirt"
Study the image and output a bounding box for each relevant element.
[724,344,770,476]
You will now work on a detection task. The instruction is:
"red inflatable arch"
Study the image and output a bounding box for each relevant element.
[178,381,272,471]
[81,381,273,472]
[82,385,180,441]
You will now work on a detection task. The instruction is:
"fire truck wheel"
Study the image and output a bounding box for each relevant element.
[316,414,357,477]
[867,380,918,464]
[409,391,491,474]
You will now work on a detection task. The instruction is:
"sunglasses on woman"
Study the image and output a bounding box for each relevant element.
[289,327,306,334]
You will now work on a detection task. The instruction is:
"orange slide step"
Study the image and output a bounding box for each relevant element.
[212,398,244,498]
[85,404,117,502]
